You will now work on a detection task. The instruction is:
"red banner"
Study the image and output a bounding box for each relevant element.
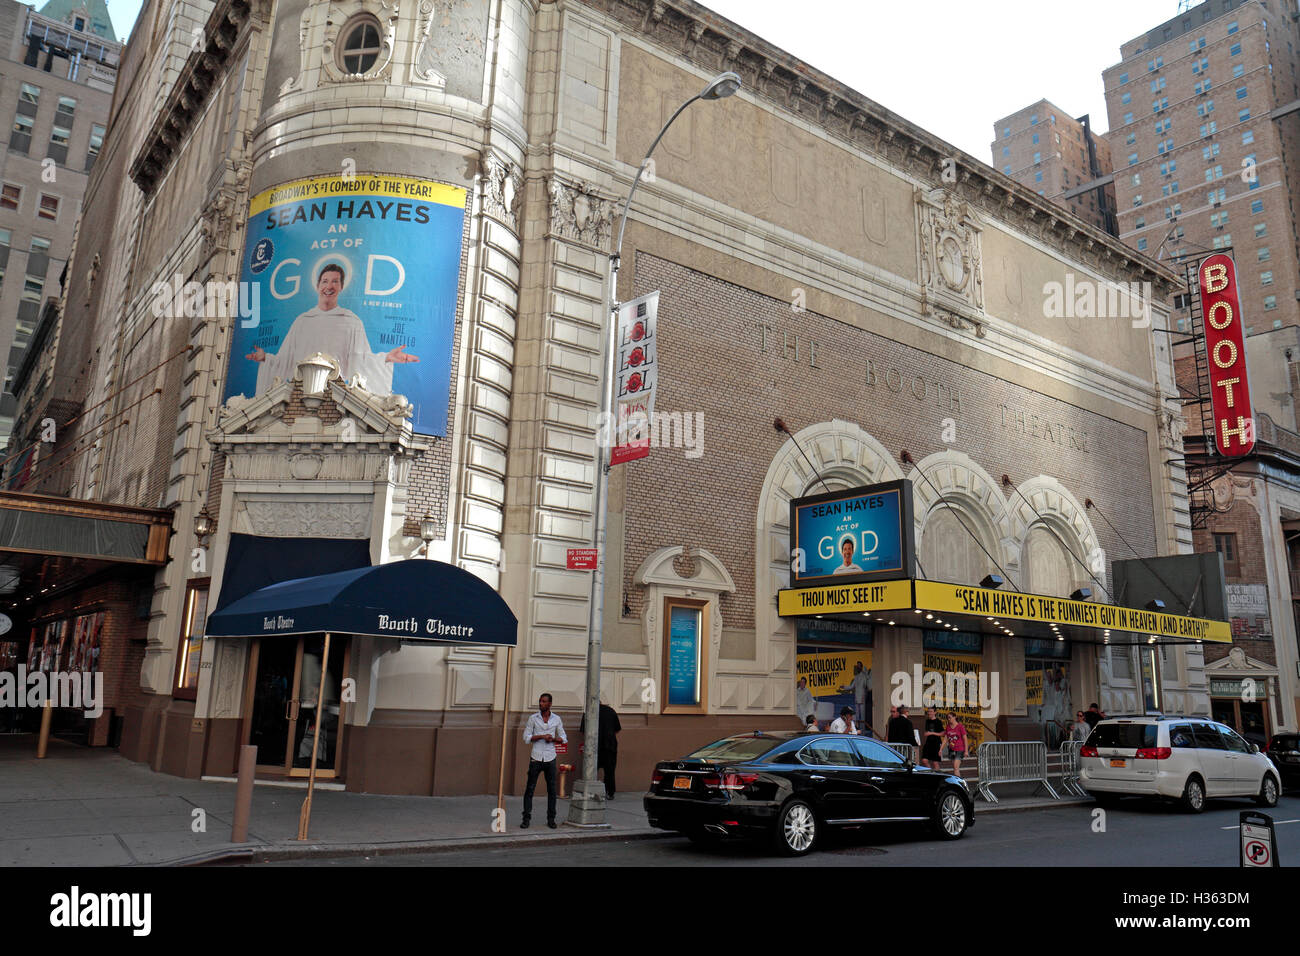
[1200,254,1255,456]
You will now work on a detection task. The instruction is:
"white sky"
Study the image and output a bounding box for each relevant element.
[702,0,1191,159]
[103,0,1188,158]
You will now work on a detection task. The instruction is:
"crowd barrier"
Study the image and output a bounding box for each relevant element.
[975,740,1060,804]
[1058,739,1089,797]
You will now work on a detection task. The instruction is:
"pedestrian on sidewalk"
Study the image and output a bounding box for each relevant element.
[829,706,858,734]
[522,693,567,829]
[1072,711,1092,742]
[887,704,913,747]
[944,712,968,776]
[580,700,621,800]
[920,706,944,770]
[1083,702,1102,728]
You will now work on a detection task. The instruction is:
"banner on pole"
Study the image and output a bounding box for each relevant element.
[611,291,659,465]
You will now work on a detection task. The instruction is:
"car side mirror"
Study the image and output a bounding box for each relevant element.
[1251,744,1260,754]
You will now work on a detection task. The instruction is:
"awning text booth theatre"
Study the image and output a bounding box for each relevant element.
[206,558,518,837]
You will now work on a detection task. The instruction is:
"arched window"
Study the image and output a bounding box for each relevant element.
[1022,525,1077,596]
[338,16,383,75]
[918,508,991,584]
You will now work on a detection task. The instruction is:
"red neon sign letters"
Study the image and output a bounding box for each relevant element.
[1200,254,1255,457]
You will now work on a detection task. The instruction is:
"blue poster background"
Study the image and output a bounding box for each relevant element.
[224,175,466,436]
[667,605,701,706]
[793,488,904,580]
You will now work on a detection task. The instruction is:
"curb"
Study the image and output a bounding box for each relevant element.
[180,827,672,866]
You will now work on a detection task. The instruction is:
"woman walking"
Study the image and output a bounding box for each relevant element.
[944,712,969,777]
[921,706,944,770]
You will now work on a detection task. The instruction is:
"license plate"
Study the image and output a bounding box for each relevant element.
[1110,759,1126,768]
[673,776,692,790]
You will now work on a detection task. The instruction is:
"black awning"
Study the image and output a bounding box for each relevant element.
[205,558,517,647]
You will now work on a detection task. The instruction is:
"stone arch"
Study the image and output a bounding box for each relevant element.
[906,450,1012,584]
[753,420,903,702]
[1007,475,1106,599]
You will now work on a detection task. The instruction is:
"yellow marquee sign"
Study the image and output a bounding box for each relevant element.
[777,580,913,617]
[777,578,1233,643]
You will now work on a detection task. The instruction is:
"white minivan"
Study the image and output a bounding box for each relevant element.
[1079,715,1281,812]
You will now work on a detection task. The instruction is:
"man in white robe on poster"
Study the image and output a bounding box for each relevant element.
[246,263,417,394]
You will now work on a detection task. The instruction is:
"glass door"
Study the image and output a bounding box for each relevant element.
[245,636,350,778]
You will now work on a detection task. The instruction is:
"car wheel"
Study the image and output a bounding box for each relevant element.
[1181,775,1206,813]
[1257,774,1279,808]
[773,799,818,856]
[932,789,968,840]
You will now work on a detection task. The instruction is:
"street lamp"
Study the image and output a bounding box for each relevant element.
[419,514,436,557]
[568,71,741,827]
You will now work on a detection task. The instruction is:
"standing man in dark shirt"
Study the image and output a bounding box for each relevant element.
[581,700,622,799]
[1084,703,1102,729]
[887,704,915,746]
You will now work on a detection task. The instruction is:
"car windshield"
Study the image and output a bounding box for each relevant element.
[1090,723,1157,749]
[684,735,780,761]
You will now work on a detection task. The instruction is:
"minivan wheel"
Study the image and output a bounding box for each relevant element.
[1258,775,1279,808]
[932,790,968,840]
[773,799,818,856]
[1181,776,1206,813]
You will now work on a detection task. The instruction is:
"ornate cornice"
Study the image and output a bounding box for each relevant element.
[587,0,1182,296]
[128,0,257,196]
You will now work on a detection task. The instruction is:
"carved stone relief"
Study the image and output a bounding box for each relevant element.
[243,499,373,537]
[547,176,617,250]
[410,0,447,87]
[482,153,523,231]
[916,186,986,337]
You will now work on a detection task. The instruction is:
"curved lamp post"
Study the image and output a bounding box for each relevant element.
[568,71,741,826]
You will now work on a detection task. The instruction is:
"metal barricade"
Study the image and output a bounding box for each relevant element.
[975,740,1060,804]
[1058,739,1090,797]
[884,742,918,764]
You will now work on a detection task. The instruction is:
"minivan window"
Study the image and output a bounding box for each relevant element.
[1090,723,1157,749]
[1219,726,1252,754]
[1192,723,1227,750]
[1170,724,1194,748]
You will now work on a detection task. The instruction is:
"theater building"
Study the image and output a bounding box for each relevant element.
[13,0,1239,795]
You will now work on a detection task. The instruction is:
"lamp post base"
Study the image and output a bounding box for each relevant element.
[565,778,610,827]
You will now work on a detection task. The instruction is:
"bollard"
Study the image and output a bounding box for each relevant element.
[231,744,257,844]
[35,699,53,758]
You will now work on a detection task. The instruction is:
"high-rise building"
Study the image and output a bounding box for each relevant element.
[0,0,118,447]
[991,100,1117,234]
[1103,0,1300,333]
[1106,0,1300,744]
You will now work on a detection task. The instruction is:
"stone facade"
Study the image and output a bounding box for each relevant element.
[20,0,1236,795]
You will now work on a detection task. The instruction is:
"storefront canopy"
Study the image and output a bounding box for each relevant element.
[777,578,1232,646]
[205,558,517,647]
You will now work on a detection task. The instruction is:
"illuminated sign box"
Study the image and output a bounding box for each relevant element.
[789,479,916,586]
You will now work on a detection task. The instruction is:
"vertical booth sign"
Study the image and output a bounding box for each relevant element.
[225,174,467,436]
[1200,253,1255,457]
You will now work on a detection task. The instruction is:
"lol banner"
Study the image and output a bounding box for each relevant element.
[225,173,466,436]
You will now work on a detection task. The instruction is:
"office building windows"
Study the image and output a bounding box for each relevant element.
[1260,271,1273,285]
[9,113,32,153]
[1263,295,1276,310]
[1242,129,1254,144]
[37,194,58,220]
[1,183,20,211]
[1255,222,1267,238]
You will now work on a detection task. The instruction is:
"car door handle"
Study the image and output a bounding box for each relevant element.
[869,776,885,783]
[810,774,826,781]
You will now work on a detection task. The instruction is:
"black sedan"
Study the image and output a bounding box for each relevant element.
[643,731,974,855]
[1267,733,1300,791]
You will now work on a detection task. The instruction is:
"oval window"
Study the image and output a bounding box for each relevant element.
[339,17,382,75]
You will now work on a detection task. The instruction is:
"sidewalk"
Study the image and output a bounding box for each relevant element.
[0,735,1091,866]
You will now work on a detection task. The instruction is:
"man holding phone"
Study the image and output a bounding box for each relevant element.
[521,692,567,829]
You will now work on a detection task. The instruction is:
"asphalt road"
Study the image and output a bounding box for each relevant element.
[257,792,1300,866]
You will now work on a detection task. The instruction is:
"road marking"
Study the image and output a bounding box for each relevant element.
[1221,819,1300,830]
